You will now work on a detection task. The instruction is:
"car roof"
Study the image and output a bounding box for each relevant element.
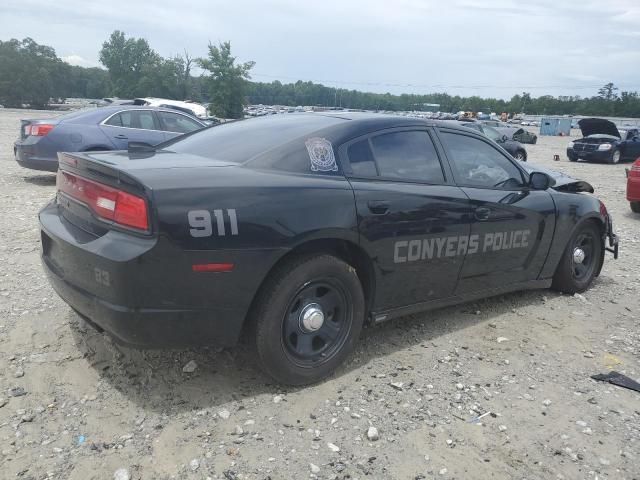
[275,111,479,132]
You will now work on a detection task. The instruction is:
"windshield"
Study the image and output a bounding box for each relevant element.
[162,114,344,163]
[482,125,502,142]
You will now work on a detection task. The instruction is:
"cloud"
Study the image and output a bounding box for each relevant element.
[61,54,100,68]
[1,0,639,98]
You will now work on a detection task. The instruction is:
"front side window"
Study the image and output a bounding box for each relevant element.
[369,130,445,183]
[441,131,524,189]
[158,111,203,134]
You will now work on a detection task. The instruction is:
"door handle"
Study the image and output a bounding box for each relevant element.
[114,134,128,139]
[367,200,390,215]
[474,207,491,221]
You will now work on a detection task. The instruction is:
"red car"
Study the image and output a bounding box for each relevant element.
[628,157,640,213]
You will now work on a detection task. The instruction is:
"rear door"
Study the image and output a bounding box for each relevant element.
[436,128,556,293]
[342,128,473,313]
[100,109,166,149]
[156,111,204,140]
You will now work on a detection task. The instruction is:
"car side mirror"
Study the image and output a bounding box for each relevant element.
[529,172,551,190]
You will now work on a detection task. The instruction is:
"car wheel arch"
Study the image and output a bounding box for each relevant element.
[241,238,376,337]
[561,216,606,277]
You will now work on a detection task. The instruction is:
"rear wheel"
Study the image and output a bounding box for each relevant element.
[514,150,526,161]
[631,201,640,213]
[551,222,602,294]
[252,255,365,385]
[608,149,621,164]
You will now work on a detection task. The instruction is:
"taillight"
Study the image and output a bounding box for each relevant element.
[26,124,55,136]
[630,158,640,177]
[57,170,149,231]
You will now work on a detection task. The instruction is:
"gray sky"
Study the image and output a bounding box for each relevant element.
[2,0,640,99]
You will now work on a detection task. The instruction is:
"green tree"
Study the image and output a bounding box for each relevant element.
[99,30,160,97]
[199,41,255,118]
[598,82,619,101]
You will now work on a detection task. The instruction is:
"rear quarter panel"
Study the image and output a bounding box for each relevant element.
[140,166,359,310]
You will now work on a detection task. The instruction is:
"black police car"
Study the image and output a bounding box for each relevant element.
[40,113,618,385]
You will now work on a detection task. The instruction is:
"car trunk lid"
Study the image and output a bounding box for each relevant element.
[56,150,235,237]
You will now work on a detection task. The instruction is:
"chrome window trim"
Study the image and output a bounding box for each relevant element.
[100,108,164,132]
[155,109,206,133]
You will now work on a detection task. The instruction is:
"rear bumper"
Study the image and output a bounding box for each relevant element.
[14,143,58,172]
[39,201,266,348]
[42,258,244,347]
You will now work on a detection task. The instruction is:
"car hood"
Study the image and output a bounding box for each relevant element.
[578,118,620,139]
[522,162,594,193]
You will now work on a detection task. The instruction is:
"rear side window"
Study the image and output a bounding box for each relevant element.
[168,114,345,165]
[347,139,377,176]
[369,131,445,183]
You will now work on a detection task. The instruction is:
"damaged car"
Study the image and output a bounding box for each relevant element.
[567,118,640,164]
[40,113,618,385]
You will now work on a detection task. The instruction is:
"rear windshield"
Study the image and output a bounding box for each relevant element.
[162,114,345,163]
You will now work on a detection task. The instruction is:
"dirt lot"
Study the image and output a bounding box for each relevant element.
[0,109,638,480]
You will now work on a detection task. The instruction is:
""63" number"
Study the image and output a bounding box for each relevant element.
[188,209,238,237]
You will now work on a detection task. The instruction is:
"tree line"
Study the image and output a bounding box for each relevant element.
[1,33,640,118]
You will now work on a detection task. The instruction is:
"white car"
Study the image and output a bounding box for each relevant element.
[134,98,208,119]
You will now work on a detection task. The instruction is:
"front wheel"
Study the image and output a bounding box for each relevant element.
[608,149,621,164]
[631,201,640,213]
[252,255,365,385]
[551,222,603,294]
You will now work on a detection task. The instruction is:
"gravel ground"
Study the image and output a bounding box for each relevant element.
[0,109,638,480]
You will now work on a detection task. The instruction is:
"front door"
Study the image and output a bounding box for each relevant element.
[436,129,556,293]
[621,130,640,161]
[342,128,473,312]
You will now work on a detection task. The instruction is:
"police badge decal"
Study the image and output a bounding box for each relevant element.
[305,137,338,172]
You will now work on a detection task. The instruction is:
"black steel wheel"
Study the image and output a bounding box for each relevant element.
[282,280,352,367]
[552,222,603,294]
[252,254,365,385]
[571,231,597,282]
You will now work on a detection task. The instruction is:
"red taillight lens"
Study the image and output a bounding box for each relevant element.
[630,158,640,177]
[57,170,149,231]
[29,124,55,136]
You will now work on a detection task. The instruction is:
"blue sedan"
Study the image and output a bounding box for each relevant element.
[14,105,207,172]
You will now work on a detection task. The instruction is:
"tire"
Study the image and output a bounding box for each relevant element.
[608,149,621,164]
[252,254,365,385]
[568,153,578,162]
[551,221,603,294]
[631,201,640,213]
[514,150,527,161]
